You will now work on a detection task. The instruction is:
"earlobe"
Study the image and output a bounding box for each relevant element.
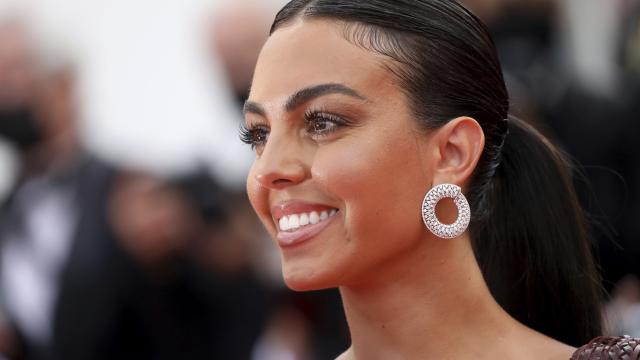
[432,116,485,185]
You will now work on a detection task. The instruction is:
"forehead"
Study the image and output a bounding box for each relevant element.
[249,19,395,104]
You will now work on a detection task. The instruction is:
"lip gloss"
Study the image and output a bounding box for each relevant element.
[276,213,337,247]
[271,200,339,247]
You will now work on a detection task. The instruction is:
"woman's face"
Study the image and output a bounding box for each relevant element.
[245,19,439,290]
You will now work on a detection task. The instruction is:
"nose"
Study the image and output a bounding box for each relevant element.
[253,135,308,190]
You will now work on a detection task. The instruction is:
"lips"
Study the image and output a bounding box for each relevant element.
[271,201,339,246]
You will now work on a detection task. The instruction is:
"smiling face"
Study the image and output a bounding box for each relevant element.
[245,19,442,291]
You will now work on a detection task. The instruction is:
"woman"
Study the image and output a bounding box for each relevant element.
[240,0,637,358]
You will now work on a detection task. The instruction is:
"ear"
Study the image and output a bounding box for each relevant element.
[431,117,485,187]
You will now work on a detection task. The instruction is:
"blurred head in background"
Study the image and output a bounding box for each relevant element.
[209,1,279,103]
[0,16,79,174]
[109,171,197,270]
[0,19,40,152]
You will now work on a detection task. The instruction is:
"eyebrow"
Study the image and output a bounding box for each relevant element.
[243,101,266,117]
[243,83,366,116]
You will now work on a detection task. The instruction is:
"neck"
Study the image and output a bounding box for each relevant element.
[339,234,520,359]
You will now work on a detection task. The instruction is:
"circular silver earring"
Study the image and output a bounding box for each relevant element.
[421,183,470,239]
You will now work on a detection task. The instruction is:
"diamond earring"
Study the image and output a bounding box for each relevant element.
[421,183,470,239]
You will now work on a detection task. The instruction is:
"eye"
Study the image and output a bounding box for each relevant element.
[239,124,270,150]
[304,110,347,138]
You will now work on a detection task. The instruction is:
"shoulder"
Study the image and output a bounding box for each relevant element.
[335,348,352,360]
[571,335,640,359]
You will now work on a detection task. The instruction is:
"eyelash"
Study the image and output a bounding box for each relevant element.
[239,123,269,150]
[240,110,350,150]
[304,109,349,138]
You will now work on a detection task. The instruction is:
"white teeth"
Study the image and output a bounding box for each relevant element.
[279,217,289,231]
[309,211,320,225]
[278,209,338,232]
[288,214,300,229]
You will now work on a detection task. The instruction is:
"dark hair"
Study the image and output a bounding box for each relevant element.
[270,0,602,346]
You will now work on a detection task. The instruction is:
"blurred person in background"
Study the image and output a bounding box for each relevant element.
[0,19,40,156]
[0,16,236,360]
[53,163,270,360]
[210,0,274,106]
[0,16,125,360]
[104,172,267,359]
[159,169,273,360]
[0,18,34,360]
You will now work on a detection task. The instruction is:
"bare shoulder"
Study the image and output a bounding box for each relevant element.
[571,335,640,360]
[335,348,352,360]
[531,334,577,360]
[545,341,577,360]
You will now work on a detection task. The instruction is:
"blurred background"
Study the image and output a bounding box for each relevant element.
[0,0,637,359]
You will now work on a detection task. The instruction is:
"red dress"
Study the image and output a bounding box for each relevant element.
[571,335,640,359]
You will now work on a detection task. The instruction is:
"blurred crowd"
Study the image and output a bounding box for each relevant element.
[0,0,638,359]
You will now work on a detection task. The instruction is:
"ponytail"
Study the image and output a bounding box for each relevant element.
[471,115,603,346]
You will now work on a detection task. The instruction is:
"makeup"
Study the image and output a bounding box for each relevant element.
[272,201,339,247]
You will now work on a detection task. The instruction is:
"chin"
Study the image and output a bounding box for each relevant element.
[281,262,338,292]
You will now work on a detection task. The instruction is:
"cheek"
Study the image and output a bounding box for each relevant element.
[313,133,429,252]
